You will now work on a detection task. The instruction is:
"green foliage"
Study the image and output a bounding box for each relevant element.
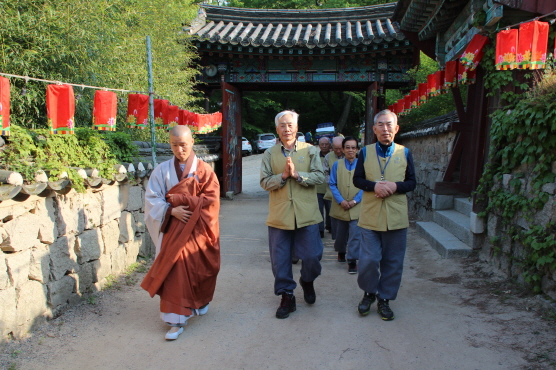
[0,0,202,130]
[476,42,556,291]
[0,125,137,192]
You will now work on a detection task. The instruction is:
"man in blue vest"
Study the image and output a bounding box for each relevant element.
[353,109,416,321]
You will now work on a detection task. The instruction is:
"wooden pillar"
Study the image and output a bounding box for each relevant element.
[364,82,378,145]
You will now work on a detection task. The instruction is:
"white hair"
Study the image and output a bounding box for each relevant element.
[275,110,299,126]
[374,109,397,125]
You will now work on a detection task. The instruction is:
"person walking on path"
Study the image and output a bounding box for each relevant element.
[317,137,332,238]
[142,125,221,340]
[260,110,325,319]
[329,136,363,274]
[323,136,345,244]
[353,109,416,321]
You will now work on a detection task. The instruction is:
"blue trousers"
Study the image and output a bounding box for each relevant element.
[357,228,408,300]
[333,218,361,261]
[268,224,323,295]
[317,193,331,232]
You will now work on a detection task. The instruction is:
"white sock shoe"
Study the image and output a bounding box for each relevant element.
[165,326,184,340]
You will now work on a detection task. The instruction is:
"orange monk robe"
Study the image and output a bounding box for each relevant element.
[141,159,220,316]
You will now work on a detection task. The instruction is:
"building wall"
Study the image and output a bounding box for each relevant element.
[0,181,154,342]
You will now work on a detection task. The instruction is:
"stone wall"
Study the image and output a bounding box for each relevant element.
[396,113,458,220]
[0,181,154,342]
[480,164,556,299]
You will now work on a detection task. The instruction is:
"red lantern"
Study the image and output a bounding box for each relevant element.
[396,100,405,116]
[517,21,549,69]
[460,34,489,71]
[410,90,419,108]
[0,76,10,136]
[404,95,411,114]
[126,94,149,129]
[388,104,394,113]
[154,99,169,130]
[92,91,117,131]
[166,105,179,130]
[418,83,428,105]
[458,62,476,85]
[46,84,75,134]
[427,71,444,97]
[496,29,518,70]
[444,61,458,91]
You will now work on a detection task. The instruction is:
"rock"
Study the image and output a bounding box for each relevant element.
[502,174,512,189]
[133,212,146,233]
[83,192,102,230]
[139,232,155,258]
[47,275,77,310]
[101,186,122,225]
[92,254,112,285]
[75,229,104,264]
[0,287,16,339]
[5,250,31,288]
[0,199,36,223]
[36,197,58,244]
[76,262,95,294]
[29,244,50,284]
[101,220,120,255]
[111,244,127,275]
[15,280,48,338]
[54,192,85,236]
[1,212,40,252]
[119,211,136,243]
[487,214,500,239]
[542,182,556,195]
[49,235,78,281]
[0,254,9,290]
[126,186,143,212]
[534,195,554,226]
[125,237,141,266]
[119,184,130,212]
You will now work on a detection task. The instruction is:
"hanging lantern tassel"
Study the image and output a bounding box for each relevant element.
[418,83,428,106]
[496,29,518,70]
[517,20,549,70]
[0,76,10,136]
[460,34,489,71]
[47,84,75,134]
[166,105,179,130]
[126,94,149,129]
[154,99,169,130]
[92,91,117,131]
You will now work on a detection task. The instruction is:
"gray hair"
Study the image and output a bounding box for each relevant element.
[318,136,331,144]
[373,109,397,126]
[275,110,299,126]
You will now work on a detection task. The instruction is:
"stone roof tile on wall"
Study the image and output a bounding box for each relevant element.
[187,4,405,49]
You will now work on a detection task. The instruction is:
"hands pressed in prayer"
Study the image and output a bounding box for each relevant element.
[171,205,193,224]
[282,157,299,181]
[374,181,397,198]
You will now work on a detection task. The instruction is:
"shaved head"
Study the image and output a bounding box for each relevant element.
[318,137,330,145]
[332,136,344,157]
[170,125,192,138]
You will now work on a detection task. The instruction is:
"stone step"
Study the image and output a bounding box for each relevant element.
[454,197,472,216]
[433,209,471,246]
[416,221,472,258]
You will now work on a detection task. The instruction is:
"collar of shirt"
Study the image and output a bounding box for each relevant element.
[376,142,395,158]
[280,140,298,156]
[344,157,357,170]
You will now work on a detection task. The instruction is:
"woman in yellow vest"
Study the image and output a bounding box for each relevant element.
[353,110,416,321]
[329,136,363,274]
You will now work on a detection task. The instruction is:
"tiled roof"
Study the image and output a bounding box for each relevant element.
[187,4,405,49]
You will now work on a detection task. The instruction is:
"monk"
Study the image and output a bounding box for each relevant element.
[141,125,220,341]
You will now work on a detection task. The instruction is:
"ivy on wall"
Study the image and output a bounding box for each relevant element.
[477,43,556,291]
[0,126,138,192]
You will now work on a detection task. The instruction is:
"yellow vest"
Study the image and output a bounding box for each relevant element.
[316,154,327,194]
[266,142,323,230]
[324,153,341,201]
[330,159,361,221]
[358,143,409,231]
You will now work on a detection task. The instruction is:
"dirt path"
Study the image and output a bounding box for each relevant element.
[1,154,555,370]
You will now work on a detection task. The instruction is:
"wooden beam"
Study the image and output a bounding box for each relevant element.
[399,31,436,60]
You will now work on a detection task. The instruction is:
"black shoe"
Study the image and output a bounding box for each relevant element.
[377,299,394,321]
[325,226,331,232]
[348,260,357,274]
[320,231,324,238]
[357,292,376,316]
[337,252,346,263]
[276,293,296,319]
[299,277,316,304]
[292,257,299,264]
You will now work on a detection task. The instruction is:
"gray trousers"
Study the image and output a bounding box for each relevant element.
[268,224,323,295]
[357,228,408,300]
[317,193,331,232]
[333,218,361,261]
